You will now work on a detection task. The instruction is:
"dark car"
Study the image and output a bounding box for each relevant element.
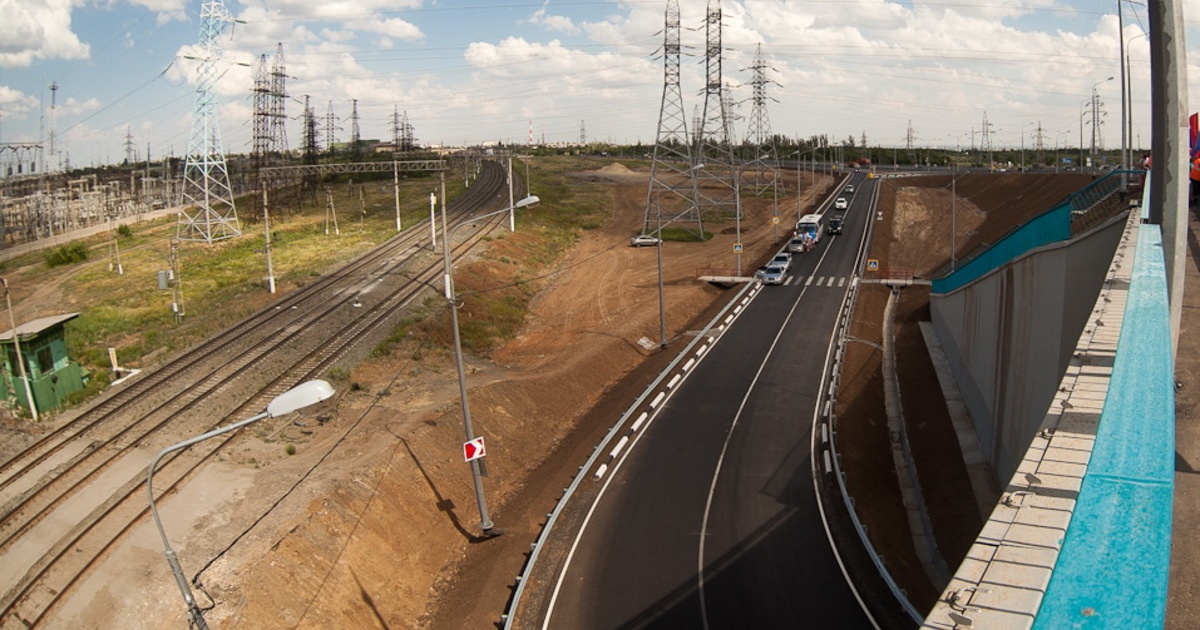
[827,216,844,235]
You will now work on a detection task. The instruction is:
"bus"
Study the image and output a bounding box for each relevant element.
[791,213,824,252]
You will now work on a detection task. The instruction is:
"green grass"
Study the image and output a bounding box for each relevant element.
[11,157,628,409]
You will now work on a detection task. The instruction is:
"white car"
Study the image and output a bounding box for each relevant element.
[770,252,792,272]
[630,234,661,247]
[834,197,849,210]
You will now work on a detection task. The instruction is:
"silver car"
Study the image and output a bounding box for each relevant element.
[754,265,785,285]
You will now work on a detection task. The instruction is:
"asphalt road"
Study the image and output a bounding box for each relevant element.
[542,173,887,629]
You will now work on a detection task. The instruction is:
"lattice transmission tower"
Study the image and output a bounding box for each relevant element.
[744,43,780,196]
[179,0,240,243]
[349,99,362,158]
[389,107,417,152]
[641,0,702,235]
[252,54,271,160]
[980,111,995,167]
[694,0,739,220]
[268,44,289,156]
[324,101,340,154]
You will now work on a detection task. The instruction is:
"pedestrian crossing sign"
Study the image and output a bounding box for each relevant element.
[867,259,879,271]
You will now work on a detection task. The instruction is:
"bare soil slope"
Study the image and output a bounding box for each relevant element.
[74,166,837,630]
[13,168,1095,629]
[837,172,1096,611]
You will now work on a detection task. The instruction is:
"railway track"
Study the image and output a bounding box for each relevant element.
[0,160,515,628]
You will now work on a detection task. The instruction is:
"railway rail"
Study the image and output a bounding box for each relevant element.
[0,160,515,627]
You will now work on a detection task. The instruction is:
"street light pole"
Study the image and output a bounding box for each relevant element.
[1119,0,1127,171]
[1091,76,1114,168]
[439,173,539,535]
[147,380,335,629]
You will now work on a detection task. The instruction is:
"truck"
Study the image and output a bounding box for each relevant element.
[792,213,824,252]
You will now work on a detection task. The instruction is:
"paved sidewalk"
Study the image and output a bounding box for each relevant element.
[1167,204,1200,629]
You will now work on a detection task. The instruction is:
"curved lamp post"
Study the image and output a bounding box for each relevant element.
[441,190,539,535]
[147,379,335,629]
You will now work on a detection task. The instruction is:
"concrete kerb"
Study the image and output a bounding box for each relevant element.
[882,288,951,591]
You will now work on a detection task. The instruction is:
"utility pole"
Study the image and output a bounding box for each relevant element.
[3,279,38,421]
[168,240,184,323]
[262,188,275,293]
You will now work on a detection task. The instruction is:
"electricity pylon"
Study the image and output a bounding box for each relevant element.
[744,43,780,196]
[179,0,241,243]
[694,0,739,220]
[642,0,702,236]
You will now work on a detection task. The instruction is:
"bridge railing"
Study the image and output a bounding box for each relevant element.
[923,212,1174,629]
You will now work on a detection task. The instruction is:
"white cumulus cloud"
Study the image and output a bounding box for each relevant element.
[0,0,90,68]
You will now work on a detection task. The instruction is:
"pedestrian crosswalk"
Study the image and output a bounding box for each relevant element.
[775,274,850,287]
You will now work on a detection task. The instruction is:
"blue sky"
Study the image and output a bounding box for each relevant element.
[1,0,1196,169]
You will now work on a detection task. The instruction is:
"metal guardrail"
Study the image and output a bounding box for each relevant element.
[822,175,925,623]
[500,281,759,629]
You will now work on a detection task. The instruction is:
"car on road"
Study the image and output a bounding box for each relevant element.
[770,252,792,272]
[754,265,785,285]
[630,233,661,247]
[834,197,849,210]
[827,216,844,235]
[844,184,855,193]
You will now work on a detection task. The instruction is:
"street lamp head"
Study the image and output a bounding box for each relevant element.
[266,379,335,417]
[513,195,539,210]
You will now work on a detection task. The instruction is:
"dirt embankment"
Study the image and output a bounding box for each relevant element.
[837,172,1098,611]
[180,166,840,630]
[39,167,1091,629]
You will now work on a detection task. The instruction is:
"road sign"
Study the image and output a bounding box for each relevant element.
[733,243,743,253]
[463,437,486,462]
[867,259,879,271]
[771,216,780,224]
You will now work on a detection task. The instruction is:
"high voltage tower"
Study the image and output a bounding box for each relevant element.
[269,44,289,155]
[253,43,289,170]
[179,0,240,243]
[641,0,702,235]
[743,44,780,197]
[694,0,739,219]
[349,99,362,157]
[390,107,417,152]
[1034,121,1047,163]
[124,127,136,165]
[324,101,340,153]
[980,111,996,167]
[302,96,319,164]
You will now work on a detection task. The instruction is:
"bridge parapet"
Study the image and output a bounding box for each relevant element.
[924,209,1174,628]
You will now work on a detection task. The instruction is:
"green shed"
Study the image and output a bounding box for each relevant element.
[1,312,89,417]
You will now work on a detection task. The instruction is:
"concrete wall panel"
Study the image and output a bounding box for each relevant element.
[931,216,1126,483]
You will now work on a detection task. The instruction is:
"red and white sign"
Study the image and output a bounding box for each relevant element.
[463,437,486,462]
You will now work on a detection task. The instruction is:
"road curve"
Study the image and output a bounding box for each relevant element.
[527,173,894,629]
